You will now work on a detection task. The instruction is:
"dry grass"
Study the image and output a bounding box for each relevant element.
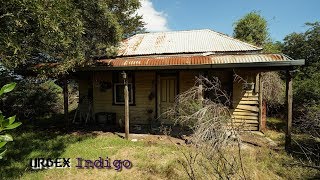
[12,132,187,180]
[1,128,319,180]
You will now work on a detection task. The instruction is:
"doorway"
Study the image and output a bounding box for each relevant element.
[157,75,177,124]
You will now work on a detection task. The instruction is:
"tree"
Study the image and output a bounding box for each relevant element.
[106,0,145,38]
[263,41,283,54]
[0,0,144,121]
[0,0,144,76]
[233,11,268,47]
[283,22,320,79]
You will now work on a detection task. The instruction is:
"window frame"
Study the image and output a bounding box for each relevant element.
[113,83,134,105]
[112,71,135,106]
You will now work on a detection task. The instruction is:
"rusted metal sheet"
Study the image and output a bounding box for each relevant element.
[97,54,289,67]
[118,29,262,56]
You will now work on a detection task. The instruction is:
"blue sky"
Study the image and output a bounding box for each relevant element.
[137,0,320,41]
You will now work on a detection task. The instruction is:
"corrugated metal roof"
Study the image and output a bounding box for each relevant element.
[118,29,262,56]
[98,54,293,67]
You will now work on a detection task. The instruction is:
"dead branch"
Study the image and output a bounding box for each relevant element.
[163,75,247,180]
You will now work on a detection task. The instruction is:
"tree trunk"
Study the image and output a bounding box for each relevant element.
[63,77,69,128]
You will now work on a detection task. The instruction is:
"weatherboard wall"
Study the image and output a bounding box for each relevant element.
[78,70,260,130]
[91,71,156,125]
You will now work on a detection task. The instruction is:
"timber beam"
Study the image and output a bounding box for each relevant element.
[285,69,293,152]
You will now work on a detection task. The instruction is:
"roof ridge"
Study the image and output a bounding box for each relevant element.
[133,29,211,35]
[207,30,262,50]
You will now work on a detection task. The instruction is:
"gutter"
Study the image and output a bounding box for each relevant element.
[79,59,305,71]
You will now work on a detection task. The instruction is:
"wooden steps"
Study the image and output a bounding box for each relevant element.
[231,90,260,131]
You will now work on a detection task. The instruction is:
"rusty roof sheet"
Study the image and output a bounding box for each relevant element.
[118,29,262,56]
[97,54,293,67]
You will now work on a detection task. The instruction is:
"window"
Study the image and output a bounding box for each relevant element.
[112,72,135,105]
[114,83,133,104]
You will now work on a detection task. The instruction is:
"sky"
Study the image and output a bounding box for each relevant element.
[137,0,320,42]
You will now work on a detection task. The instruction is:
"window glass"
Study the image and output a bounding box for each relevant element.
[114,83,133,104]
[113,72,134,104]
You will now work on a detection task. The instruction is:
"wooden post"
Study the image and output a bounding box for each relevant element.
[285,70,293,152]
[122,72,130,140]
[156,74,161,118]
[258,73,263,131]
[63,76,69,128]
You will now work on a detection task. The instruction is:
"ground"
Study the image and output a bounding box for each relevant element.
[0,118,319,180]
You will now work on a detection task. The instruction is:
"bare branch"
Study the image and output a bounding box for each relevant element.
[162,75,247,180]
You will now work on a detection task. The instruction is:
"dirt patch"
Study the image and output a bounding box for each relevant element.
[240,131,279,150]
[71,130,279,150]
[114,132,185,145]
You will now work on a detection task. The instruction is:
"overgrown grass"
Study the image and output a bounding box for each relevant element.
[241,145,319,179]
[0,124,319,179]
[0,128,93,179]
[265,117,320,178]
[0,127,186,180]
[266,117,286,132]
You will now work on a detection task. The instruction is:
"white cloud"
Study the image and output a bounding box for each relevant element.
[137,0,170,32]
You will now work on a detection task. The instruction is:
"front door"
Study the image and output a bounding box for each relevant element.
[158,76,177,123]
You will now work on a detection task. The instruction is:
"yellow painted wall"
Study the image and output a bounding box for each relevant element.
[78,69,260,130]
[92,71,156,125]
[179,70,198,93]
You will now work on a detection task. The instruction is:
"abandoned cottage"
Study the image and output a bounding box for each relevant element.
[72,29,304,132]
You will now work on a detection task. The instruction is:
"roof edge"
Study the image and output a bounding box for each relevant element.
[83,60,304,71]
[116,50,263,58]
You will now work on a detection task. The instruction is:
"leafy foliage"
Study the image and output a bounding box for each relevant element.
[1,79,63,119]
[106,0,145,37]
[263,41,283,53]
[0,64,63,119]
[0,0,144,76]
[233,11,268,47]
[0,83,16,96]
[0,0,144,125]
[0,82,21,159]
[283,22,320,110]
[283,22,320,79]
